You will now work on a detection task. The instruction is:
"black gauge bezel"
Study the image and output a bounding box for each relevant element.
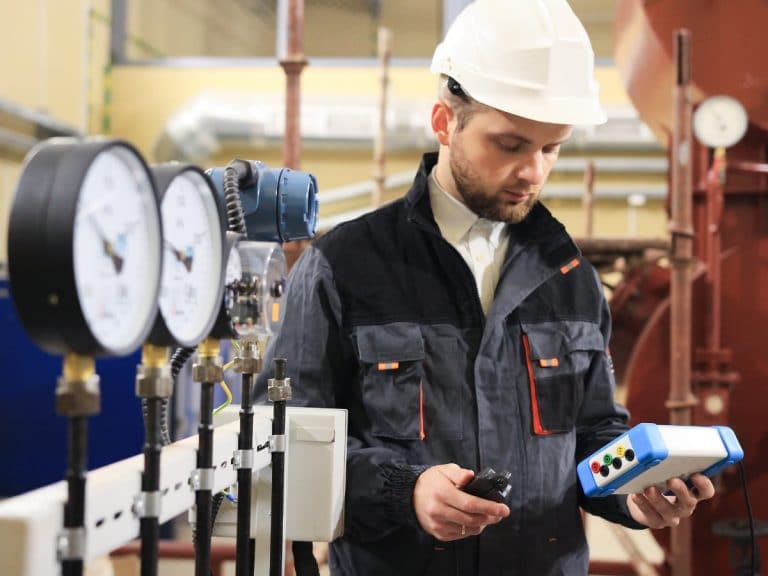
[8,137,162,356]
[147,164,227,347]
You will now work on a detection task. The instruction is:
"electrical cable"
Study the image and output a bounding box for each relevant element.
[213,380,233,416]
[738,461,756,576]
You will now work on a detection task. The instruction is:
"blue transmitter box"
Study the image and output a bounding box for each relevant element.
[578,424,744,497]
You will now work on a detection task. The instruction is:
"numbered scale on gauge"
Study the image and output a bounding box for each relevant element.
[148,165,226,347]
[8,138,163,356]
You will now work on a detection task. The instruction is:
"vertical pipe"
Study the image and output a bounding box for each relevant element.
[372,27,391,208]
[62,416,87,576]
[195,381,214,576]
[235,372,254,576]
[667,28,694,576]
[583,159,595,238]
[280,0,307,170]
[141,398,161,576]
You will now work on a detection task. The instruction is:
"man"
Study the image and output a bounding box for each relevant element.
[257,1,714,574]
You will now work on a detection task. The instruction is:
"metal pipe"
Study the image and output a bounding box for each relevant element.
[372,27,391,208]
[279,0,307,170]
[667,28,695,576]
[583,159,595,237]
[62,416,87,576]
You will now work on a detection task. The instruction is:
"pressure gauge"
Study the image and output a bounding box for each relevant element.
[8,138,162,356]
[147,164,226,347]
[693,95,749,148]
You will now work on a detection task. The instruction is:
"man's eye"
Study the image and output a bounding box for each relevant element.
[497,141,522,153]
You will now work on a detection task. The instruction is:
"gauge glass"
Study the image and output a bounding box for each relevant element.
[73,148,161,353]
[693,95,749,148]
[158,172,224,344]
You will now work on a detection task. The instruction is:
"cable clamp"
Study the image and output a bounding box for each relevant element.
[57,527,86,561]
[233,449,254,470]
[133,491,162,518]
[189,468,215,491]
[269,434,286,453]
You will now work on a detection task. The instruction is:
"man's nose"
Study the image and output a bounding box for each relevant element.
[514,150,546,186]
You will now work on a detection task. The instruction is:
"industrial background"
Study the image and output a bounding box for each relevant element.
[0,1,765,575]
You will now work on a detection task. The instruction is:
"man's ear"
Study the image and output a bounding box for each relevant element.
[431,101,453,146]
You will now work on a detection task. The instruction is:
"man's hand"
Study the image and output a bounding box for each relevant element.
[413,463,510,541]
[627,474,715,529]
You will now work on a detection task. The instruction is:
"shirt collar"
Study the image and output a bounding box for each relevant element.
[428,167,508,248]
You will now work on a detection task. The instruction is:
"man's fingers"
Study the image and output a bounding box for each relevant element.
[438,463,475,488]
[629,493,667,529]
[688,474,716,500]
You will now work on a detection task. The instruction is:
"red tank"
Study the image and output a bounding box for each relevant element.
[610,2,768,574]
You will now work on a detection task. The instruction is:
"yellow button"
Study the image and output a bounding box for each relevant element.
[616,446,625,457]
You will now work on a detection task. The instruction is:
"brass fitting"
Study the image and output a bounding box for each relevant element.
[57,354,100,416]
[141,344,169,369]
[192,356,224,384]
[234,338,262,375]
[198,337,221,359]
[135,365,173,398]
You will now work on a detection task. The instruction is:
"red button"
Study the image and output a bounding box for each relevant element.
[591,461,601,473]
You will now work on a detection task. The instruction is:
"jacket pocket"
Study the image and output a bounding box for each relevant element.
[354,323,426,440]
[521,321,604,435]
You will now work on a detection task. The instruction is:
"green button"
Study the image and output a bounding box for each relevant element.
[603,454,613,465]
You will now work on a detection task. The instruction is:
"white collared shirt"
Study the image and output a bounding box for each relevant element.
[428,168,509,315]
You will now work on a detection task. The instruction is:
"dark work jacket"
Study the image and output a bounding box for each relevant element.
[255,152,644,576]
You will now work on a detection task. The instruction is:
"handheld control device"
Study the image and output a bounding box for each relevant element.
[578,424,744,497]
[462,468,512,503]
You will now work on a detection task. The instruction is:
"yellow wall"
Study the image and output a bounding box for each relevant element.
[108,64,633,160]
[0,0,111,262]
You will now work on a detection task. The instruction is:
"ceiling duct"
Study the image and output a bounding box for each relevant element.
[154,90,661,162]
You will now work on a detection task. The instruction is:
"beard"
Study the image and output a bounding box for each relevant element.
[449,143,539,224]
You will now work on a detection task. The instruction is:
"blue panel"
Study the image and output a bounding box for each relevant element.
[0,281,144,496]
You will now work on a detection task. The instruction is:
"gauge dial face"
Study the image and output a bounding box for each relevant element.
[72,147,161,353]
[158,171,224,344]
[693,95,749,148]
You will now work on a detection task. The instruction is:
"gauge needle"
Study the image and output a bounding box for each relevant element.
[165,241,194,272]
[89,214,124,274]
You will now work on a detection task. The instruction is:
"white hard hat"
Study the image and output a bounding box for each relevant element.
[431,0,607,126]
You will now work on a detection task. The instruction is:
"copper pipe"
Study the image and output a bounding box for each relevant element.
[667,28,695,576]
[583,159,595,238]
[280,0,307,170]
[372,27,392,208]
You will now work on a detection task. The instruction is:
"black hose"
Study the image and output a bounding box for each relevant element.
[270,399,286,576]
[194,381,215,576]
[236,373,254,576]
[140,398,162,576]
[62,416,87,576]
[224,164,247,235]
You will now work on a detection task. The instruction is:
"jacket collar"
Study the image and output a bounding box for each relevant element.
[405,152,576,258]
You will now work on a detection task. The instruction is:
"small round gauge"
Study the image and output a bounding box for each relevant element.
[148,165,226,347]
[693,95,749,148]
[8,138,162,356]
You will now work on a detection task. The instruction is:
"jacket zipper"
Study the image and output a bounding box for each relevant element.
[522,333,552,436]
[419,379,426,441]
